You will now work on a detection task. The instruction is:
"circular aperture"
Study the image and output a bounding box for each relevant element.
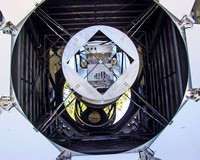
[11,0,189,155]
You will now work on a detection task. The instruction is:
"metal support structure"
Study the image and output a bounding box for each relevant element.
[126,4,156,34]
[0,96,15,111]
[45,37,61,57]
[106,58,169,126]
[34,11,68,43]
[8,0,191,155]
[96,0,137,24]
[62,25,139,105]
[37,6,71,37]
[124,93,165,127]
[49,73,56,91]
[40,55,104,132]
[130,6,158,38]
[42,34,66,123]
[39,89,75,132]
[131,90,168,124]
[0,20,18,36]
[42,97,76,133]
[69,25,169,127]
[139,148,161,160]
[56,150,72,160]
[187,88,200,102]
[179,15,194,28]
[132,36,146,49]
[33,3,159,130]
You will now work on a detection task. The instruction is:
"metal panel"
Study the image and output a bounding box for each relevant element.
[62,25,140,104]
[155,0,195,20]
[103,60,139,100]
[186,24,200,88]
[150,100,200,160]
[73,153,139,160]
[1,0,44,25]
[62,25,139,105]
[63,63,103,101]
[62,26,99,62]
[100,25,139,60]
[0,107,60,160]
[0,33,11,97]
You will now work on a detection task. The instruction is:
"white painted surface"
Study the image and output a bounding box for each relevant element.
[0,0,43,25]
[156,0,195,20]
[0,33,11,97]
[0,107,60,160]
[186,24,200,88]
[0,0,43,97]
[151,99,200,160]
[73,153,139,160]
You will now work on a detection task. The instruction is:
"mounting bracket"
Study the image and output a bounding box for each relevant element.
[179,15,195,28]
[56,150,72,160]
[0,96,15,111]
[0,11,18,36]
[187,88,200,102]
[139,147,161,160]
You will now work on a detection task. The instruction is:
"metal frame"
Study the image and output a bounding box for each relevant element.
[10,0,189,155]
[62,25,140,105]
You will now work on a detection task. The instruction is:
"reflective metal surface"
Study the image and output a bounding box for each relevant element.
[62,25,139,105]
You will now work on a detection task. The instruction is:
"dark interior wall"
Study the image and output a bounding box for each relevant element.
[11,22,48,125]
[143,13,188,132]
